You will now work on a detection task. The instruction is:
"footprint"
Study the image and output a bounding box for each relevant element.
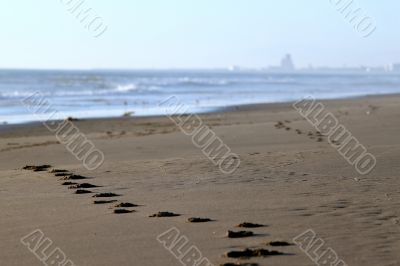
[68,183,100,189]
[267,241,292,247]
[23,165,51,172]
[274,121,285,129]
[226,248,284,258]
[115,203,138,208]
[149,212,180,217]
[62,182,78,186]
[61,175,88,180]
[220,263,259,266]
[188,217,213,223]
[75,189,93,194]
[227,230,254,238]
[331,140,341,145]
[50,169,69,173]
[236,222,264,228]
[93,193,120,198]
[54,173,73,177]
[94,200,118,204]
[114,209,135,214]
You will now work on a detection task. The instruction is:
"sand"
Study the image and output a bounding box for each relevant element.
[1,95,400,266]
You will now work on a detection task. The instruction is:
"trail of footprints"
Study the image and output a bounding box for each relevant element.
[274,120,328,143]
[23,164,294,266]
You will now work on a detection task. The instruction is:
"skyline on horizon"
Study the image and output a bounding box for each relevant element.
[1,52,399,72]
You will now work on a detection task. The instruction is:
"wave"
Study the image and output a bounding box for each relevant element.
[0,90,109,98]
[0,84,161,99]
[115,84,138,92]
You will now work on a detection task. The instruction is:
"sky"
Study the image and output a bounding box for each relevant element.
[0,0,399,69]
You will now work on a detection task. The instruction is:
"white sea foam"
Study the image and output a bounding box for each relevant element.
[115,84,138,92]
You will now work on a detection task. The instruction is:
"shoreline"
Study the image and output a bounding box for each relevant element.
[2,92,400,130]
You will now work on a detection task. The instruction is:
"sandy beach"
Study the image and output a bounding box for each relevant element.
[1,94,400,266]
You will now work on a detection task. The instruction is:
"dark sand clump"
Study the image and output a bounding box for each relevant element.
[226,248,284,258]
[227,230,254,238]
[274,121,285,129]
[23,165,51,172]
[188,217,213,223]
[62,182,78,186]
[50,169,69,173]
[61,175,88,180]
[68,183,99,189]
[114,209,135,214]
[220,263,259,266]
[75,189,93,194]
[149,212,180,217]
[54,173,73,177]
[115,203,138,208]
[236,222,264,228]
[267,241,292,247]
[94,200,118,204]
[92,193,120,198]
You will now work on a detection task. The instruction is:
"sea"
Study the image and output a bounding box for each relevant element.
[0,69,399,124]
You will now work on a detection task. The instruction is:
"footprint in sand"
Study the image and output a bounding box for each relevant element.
[62,182,78,186]
[220,263,259,266]
[266,241,292,247]
[225,248,284,258]
[61,174,88,180]
[274,121,285,129]
[236,222,264,228]
[115,203,139,208]
[93,193,120,198]
[49,169,69,173]
[149,212,180,217]
[75,189,93,194]
[54,173,73,177]
[68,183,100,189]
[23,165,52,172]
[94,200,118,204]
[114,209,135,214]
[188,217,213,223]
[227,230,254,238]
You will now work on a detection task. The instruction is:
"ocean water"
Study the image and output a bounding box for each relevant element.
[0,69,400,124]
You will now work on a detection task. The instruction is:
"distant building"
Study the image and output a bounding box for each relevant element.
[392,64,400,72]
[280,54,295,71]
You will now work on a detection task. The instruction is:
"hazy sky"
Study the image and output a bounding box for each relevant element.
[1,0,399,69]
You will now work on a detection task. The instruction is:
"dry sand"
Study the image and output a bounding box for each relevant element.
[1,95,400,266]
